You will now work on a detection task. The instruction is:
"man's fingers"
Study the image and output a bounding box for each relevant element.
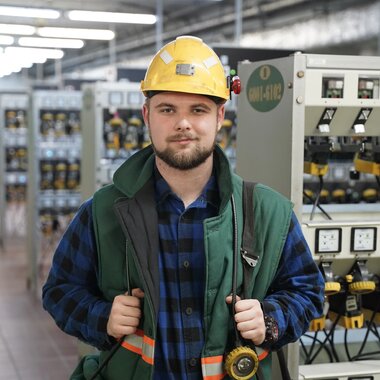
[114,315,141,328]
[113,303,141,318]
[225,294,241,304]
[131,288,145,298]
[124,288,145,298]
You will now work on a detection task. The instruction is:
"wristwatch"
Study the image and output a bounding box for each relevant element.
[262,314,279,347]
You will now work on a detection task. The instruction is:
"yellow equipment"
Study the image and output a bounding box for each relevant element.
[329,261,376,329]
[225,346,259,380]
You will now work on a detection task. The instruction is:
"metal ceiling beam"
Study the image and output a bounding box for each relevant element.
[240,1,380,51]
[41,0,379,75]
[47,0,310,74]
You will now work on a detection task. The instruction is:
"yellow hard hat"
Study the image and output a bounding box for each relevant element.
[141,36,229,101]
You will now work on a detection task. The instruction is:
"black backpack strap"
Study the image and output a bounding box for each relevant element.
[241,181,292,380]
[241,180,259,298]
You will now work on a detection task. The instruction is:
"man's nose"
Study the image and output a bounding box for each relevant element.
[175,117,191,130]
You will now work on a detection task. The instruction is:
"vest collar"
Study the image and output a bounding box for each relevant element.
[112,144,234,211]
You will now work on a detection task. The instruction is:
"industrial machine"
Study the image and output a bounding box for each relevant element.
[27,90,82,294]
[0,92,28,251]
[81,81,146,199]
[236,54,380,379]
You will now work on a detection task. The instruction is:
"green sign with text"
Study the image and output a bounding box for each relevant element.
[246,64,284,112]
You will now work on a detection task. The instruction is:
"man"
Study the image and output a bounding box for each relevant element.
[42,36,324,380]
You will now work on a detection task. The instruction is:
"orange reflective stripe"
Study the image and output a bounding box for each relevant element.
[121,340,142,355]
[143,334,155,347]
[203,374,226,380]
[142,353,154,365]
[257,347,269,361]
[202,355,224,364]
[120,329,155,365]
[201,355,225,380]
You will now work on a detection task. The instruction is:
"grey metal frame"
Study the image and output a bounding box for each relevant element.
[236,53,380,379]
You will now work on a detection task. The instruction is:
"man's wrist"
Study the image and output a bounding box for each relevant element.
[261,314,279,347]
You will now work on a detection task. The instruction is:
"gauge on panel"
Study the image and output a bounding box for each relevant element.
[315,228,342,253]
[351,227,377,252]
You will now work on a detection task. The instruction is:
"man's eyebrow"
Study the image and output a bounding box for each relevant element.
[154,102,212,110]
[155,102,176,108]
[191,103,212,110]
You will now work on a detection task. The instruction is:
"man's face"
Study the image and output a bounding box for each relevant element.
[142,92,225,170]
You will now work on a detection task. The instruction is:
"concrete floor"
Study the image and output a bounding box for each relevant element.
[0,238,78,380]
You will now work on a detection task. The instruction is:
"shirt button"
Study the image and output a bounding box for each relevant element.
[183,260,190,268]
[185,307,193,315]
[189,358,197,367]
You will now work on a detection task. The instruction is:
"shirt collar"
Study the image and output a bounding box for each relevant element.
[154,165,220,209]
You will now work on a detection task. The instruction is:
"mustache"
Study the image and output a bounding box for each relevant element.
[166,133,198,142]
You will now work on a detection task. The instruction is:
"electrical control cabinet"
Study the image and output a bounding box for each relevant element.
[237,54,380,379]
[0,93,28,250]
[27,90,82,294]
[81,81,146,199]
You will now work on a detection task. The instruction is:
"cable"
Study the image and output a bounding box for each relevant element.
[301,333,333,363]
[310,175,325,221]
[276,348,291,380]
[302,331,318,364]
[300,332,318,364]
[348,304,380,361]
[230,194,242,347]
[306,313,341,364]
[303,191,332,220]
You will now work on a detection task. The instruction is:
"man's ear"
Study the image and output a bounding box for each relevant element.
[217,104,226,132]
[142,103,149,128]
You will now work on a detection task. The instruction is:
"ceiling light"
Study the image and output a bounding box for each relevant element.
[0,35,14,45]
[22,61,34,68]
[67,10,156,24]
[0,24,36,35]
[0,6,60,19]
[5,46,64,59]
[0,49,42,77]
[38,27,115,40]
[19,37,84,49]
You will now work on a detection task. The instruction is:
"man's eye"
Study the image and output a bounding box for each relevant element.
[193,108,206,113]
[160,108,173,113]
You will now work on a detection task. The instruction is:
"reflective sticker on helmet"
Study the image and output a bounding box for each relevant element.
[176,64,195,76]
[160,50,173,64]
[203,56,218,69]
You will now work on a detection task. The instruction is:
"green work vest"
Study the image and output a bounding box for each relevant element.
[71,145,293,380]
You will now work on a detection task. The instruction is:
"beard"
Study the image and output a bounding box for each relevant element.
[152,133,216,170]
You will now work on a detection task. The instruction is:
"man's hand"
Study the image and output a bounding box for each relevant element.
[107,288,145,340]
[226,295,265,346]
